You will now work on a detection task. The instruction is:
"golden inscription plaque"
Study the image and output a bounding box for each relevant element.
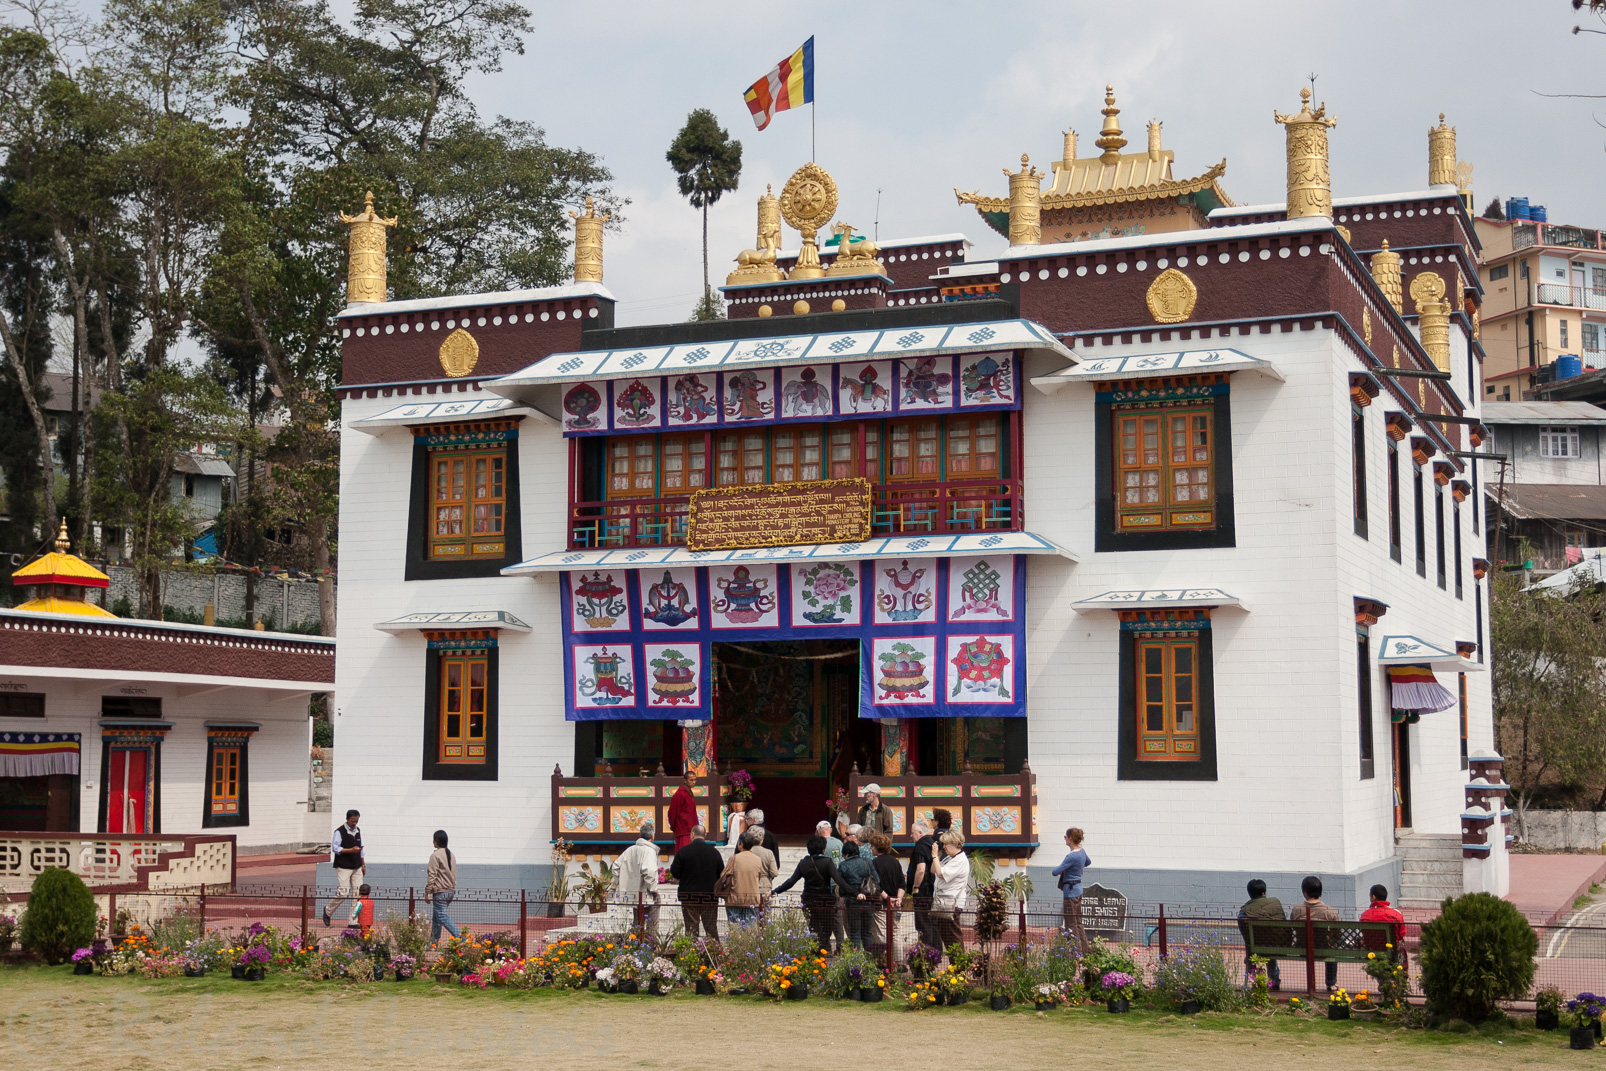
[1145,268,1198,324]
[686,478,873,552]
[439,327,480,378]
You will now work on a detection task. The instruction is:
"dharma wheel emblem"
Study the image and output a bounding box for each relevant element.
[438,327,480,378]
[1145,268,1198,324]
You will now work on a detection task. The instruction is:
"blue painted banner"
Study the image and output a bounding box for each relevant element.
[560,555,1026,720]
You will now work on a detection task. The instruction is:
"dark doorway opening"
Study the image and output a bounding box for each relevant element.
[1392,719,1413,829]
[0,774,79,830]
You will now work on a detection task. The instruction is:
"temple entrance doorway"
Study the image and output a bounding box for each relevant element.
[713,640,871,836]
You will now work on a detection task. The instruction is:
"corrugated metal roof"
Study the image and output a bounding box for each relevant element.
[172,452,235,477]
[1486,483,1606,521]
[1480,401,1606,425]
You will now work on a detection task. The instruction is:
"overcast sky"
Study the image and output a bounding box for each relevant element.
[476,1,1605,326]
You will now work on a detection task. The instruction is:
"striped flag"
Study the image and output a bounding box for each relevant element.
[743,37,814,131]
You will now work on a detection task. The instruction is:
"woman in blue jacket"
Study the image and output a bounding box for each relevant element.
[1051,827,1091,954]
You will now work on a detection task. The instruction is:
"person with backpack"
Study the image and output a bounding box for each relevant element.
[425,829,461,943]
[324,808,364,926]
[837,839,877,949]
[774,834,852,953]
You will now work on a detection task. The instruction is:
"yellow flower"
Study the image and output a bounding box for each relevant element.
[1367,952,1375,960]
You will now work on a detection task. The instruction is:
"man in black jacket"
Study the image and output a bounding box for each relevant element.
[668,825,725,938]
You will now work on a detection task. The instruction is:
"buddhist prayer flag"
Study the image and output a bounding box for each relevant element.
[743,37,814,131]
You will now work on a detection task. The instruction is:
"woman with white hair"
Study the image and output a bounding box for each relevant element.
[744,808,779,902]
[929,829,969,958]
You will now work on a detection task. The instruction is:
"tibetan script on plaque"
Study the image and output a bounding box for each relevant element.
[686,478,873,551]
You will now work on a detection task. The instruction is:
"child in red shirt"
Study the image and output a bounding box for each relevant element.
[356,883,375,939]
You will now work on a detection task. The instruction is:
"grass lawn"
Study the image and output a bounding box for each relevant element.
[0,965,1586,1070]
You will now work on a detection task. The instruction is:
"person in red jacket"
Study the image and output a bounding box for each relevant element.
[1359,883,1407,947]
[668,769,699,853]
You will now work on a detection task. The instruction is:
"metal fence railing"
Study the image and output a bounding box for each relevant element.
[45,884,1605,1003]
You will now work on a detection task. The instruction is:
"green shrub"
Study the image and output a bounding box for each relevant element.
[1418,892,1537,1022]
[1148,943,1243,1012]
[1083,937,1142,998]
[20,868,97,964]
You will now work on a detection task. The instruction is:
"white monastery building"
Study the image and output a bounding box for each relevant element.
[330,90,1506,908]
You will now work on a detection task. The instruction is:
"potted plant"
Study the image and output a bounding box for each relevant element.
[594,966,619,993]
[938,965,969,1006]
[0,911,18,953]
[1536,985,1564,1030]
[576,862,615,914]
[1362,944,1409,1011]
[1349,989,1380,1021]
[1567,993,1604,1048]
[1033,982,1062,1011]
[989,972,1013,1011]
[646,956,679,995]
[906,943,940,981]
[861,967,886,1002]
[610,951,642,994]
[727,769,754,811]
[389,953,418,981]
[238,944,270,981]
[1102,970,1136,1013]
[546,839,573,918]
[1327,987,1352,1021]
[70,946,99,976]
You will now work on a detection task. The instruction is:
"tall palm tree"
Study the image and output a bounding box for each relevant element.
[667,109,742,319]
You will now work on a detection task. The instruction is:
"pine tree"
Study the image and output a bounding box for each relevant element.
[666,109,742,312]
[1482,196,1505,221]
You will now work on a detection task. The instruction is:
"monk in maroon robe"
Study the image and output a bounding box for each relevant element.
[669,769,699,852]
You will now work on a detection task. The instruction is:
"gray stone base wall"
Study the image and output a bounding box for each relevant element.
[98,564,331,632]
[1516,810,1606,852]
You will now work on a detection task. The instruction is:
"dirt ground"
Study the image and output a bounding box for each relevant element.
[0,969,1588,1071]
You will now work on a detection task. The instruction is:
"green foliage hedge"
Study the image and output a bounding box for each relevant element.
[1418,892,1537,1021]
[20,868,97,964]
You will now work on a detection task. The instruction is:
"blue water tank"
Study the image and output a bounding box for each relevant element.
[1557,354,1584,380]
[1507,197,1530,220]
[1531,204,1548,223]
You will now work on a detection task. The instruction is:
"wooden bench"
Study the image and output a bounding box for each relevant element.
[1243,916,1405,991]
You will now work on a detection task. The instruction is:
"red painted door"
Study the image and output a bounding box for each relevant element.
[107,749,149,834]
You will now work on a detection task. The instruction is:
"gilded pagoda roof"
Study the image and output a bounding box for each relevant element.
[12,523,110,589]
[13,594,117,618]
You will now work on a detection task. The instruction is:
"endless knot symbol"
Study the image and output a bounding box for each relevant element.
[979,536,1003,547]
[907,539,930,550]
[621,352,648,368]
[835,544,861,553]
[896,332,925,349]
[561,554,583,563]
[828,337,857,353]
[557,357,584,373]
[683,347,711,364]
[966,327,997,344]
[962,560,1002,593]
[626,551,648,561]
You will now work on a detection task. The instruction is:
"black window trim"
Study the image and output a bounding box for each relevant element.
[1357,623,1375,780]
[1387,438,1402,563]
[1094,389,1236,553]
[422,645,501,781]
[1117,624,1218,781]
[201,731,252,829]
[1352,404,1369,540]
[405,434,523,582]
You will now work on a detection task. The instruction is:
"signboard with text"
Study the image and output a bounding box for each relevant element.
[686,478,872,551]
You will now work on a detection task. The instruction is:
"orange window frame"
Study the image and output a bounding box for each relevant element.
[1135,637,1201,761]
[944,416,1000,477]
[1114,405,1214,531]
[887,419,940,482]
[606,437,657,499]
[439,651,489,764]
[429,447,507,559]
[209,747,240,815]
[659,433,707,493]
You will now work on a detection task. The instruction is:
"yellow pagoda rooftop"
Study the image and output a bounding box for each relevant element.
[956,85,1233,245]
[11,520,116,618]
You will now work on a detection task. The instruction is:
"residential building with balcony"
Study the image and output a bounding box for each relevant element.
[1475,214,1606,398]
[330,91,1502,909]
[1479,400,1606,572]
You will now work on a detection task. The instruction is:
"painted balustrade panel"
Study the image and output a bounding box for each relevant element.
[0,833,234,894]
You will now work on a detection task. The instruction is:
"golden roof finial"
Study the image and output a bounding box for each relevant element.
[1147,118,1163,162]
[570,196,611,283]
[1004,154,1043,246]
[54,518,69,553]
[1062,129,1077,165]
[1275,87,1337,220]
[1096,84,1127,162]
[1371,239,1403,314]
[1428,112,1457,188]
[339,191,398,305]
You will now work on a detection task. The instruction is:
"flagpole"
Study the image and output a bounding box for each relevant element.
[811,100,816,162]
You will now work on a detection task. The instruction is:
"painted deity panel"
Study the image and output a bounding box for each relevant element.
[637,568,701,631]
[561,381,607,432]
[643,643,702,709]
[790,561,861,627]
[871,637,936,705]
[779,365,834,419]
[946,557,1015,623]
[569,571,630,633]
[612,377,662,430]
[958,353,1015,406]
[722,368,777,422]
[665,372,720,427]
[945,634,1016,705]
[837,361,892,415]
[898,356,954,411]
[572,644,637,709]
[873,557,938,625]
[710,563,780,629]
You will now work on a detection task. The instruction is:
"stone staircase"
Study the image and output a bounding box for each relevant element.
[1395,832,1463,909]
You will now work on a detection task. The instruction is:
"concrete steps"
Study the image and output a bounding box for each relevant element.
[1395,831,1463,909]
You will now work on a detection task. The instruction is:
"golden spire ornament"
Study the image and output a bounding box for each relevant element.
[570,197,610,284]
[1004,154,1043,246]
[1371,240,1403,314]
[1410,271,1452,372]
[339,191,398,305]
[1096,85,1127,162]
[1428,113,1457,188]
[727,185,785,284]
[1274,88,1337,220]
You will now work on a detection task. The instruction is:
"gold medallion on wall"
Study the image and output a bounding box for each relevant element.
[1362,306,1373,347]
[1145,268,1198,324]
[439,327,480,378]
